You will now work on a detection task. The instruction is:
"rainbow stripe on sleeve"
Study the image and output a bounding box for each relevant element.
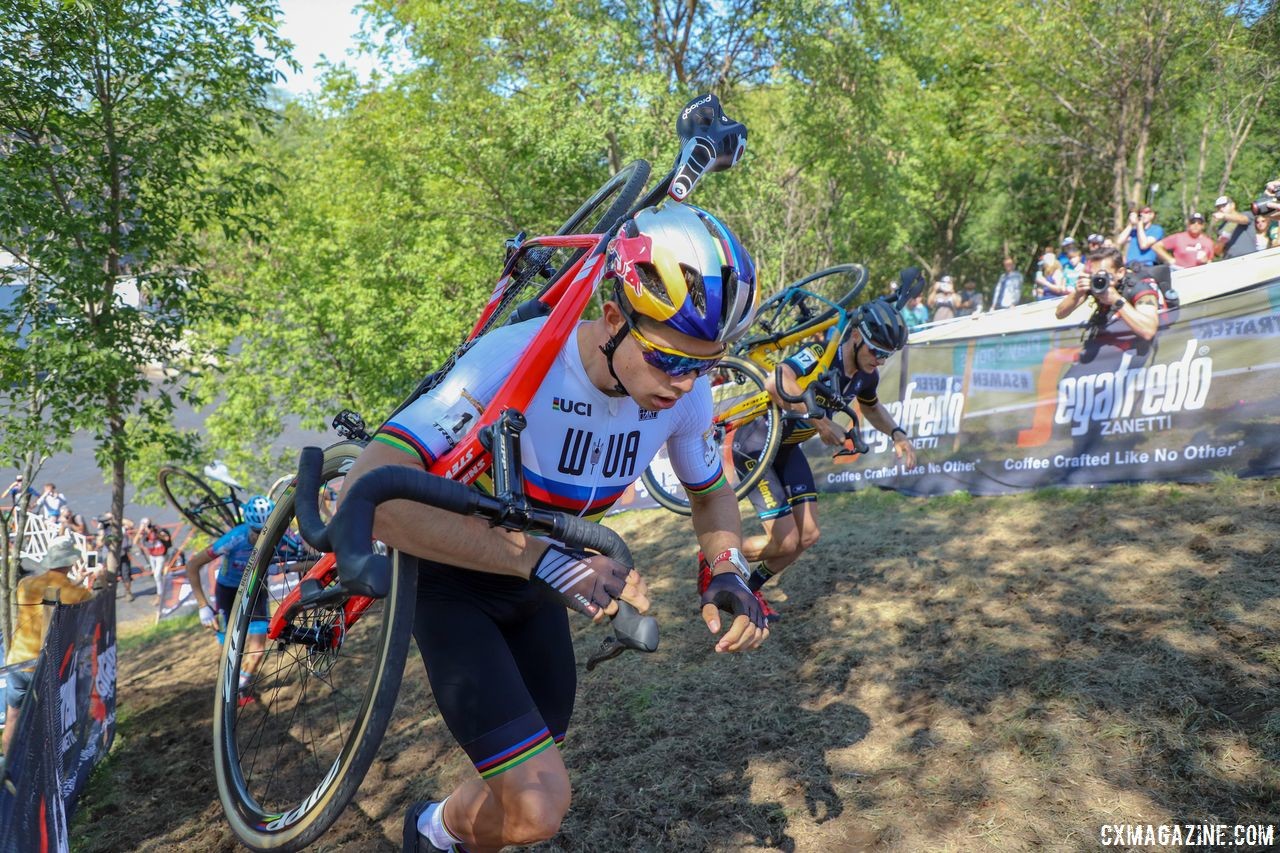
[373,424,436,467]
[683,467,727,496]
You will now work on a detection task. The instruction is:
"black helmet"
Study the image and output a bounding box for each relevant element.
[855,298,909,355]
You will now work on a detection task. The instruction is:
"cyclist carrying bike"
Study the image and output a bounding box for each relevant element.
[186,495,309,704]
[708,296,919,622]
[342,202,769,853]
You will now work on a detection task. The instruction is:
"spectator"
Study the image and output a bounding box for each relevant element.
[2,537,94,757]
[135,518,172,615]
[929,275,959,322]
[93,511,134,593]
[1086,233,1105,253]
[57,505,89,538]
[36,483,68,521]
[1255,213,1278,251]
[1115,205,1163,264]
[1154,212,1215,269]
[957,280,984,316]
[1212,196,1257,260]
[1063,242,1086,290]
[3,474,36,510]
[1057,237,1077,267]
[901,292,929,331]
[992,257,1023,309]
[1034,253,1069,300]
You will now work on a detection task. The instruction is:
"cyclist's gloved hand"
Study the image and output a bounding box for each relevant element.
[531,545,629,621]
[700,571,768,652]
[199,605,217,629]
[700,571,765,628]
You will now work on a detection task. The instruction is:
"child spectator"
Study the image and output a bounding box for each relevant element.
[1063,243,1086,289]
[1035,254,1068,300]
[901,293,929,331]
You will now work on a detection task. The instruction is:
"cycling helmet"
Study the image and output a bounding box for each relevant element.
[855,298,909,355]
[242,495,274,532]
[609,202,758,344]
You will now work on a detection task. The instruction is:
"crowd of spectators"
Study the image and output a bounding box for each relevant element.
[902,185,1280,329]
[3,477,182,608]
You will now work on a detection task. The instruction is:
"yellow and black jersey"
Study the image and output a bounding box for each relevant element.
[780,342,880,445]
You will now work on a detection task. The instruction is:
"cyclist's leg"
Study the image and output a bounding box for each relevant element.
[740,443,802,566]
[743,443,821,592]
[412,573,572,850]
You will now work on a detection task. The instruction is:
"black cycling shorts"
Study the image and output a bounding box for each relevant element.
[216,580,269,635]
[412,559,574,780]
[733,419,818,521]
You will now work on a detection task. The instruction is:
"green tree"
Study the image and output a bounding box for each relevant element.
[0,0,292,599]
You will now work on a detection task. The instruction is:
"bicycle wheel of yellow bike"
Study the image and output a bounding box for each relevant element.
[639,356,782,516]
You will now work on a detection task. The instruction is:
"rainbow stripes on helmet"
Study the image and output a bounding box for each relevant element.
[610,202,757,344]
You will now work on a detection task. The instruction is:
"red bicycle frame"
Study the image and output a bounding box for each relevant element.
[268,233,611,641]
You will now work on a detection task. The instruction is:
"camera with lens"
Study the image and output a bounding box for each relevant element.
[1251,181,1280,217]
[1089,270,1113,296]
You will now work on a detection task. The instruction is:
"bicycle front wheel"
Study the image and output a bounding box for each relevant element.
[640,356,782,516]
[158,465,238,538]
[213,441,418,852]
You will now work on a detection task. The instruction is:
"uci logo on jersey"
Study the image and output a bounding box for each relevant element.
[552,397,592,417]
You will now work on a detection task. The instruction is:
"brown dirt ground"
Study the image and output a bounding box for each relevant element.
[71,478,1280,852]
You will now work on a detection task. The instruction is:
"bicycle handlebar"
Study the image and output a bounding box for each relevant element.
[294,447,659,655]
[772,364,870,455]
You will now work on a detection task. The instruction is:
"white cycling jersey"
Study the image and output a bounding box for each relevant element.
[375,318,726,521]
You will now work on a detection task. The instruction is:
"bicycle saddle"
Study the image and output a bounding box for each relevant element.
[669,93,748,201]
[203,460,245,490]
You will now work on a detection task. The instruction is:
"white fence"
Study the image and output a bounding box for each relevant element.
[14,514,90,564]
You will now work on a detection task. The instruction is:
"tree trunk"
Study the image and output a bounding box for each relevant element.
[1,507,14,652]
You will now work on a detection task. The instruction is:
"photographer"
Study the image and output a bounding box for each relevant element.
[1113,205,1163,264]
[1212,196,1258,260]
[1055,246,1159,341]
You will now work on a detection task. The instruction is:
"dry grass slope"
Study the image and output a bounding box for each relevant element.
[72,478,1280,852]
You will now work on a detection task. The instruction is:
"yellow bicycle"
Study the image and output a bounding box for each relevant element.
[638,264,870,515]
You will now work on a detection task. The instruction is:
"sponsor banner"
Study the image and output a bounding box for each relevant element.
[0,590,117,852]
[814,278,1280,495]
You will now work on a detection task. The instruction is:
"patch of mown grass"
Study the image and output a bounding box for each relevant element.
[118,613,199,652]
[68,703,135,851]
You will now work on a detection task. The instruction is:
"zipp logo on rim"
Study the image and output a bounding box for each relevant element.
[264,757,342,830]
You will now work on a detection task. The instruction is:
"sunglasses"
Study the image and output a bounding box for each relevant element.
[862,339,896,362]
[626,317,725,377]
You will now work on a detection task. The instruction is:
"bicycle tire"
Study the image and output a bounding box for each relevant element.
[639,356,782,516]
[471,158,651,339]
[158,465,238,538]
[213,441,418,852]
[738,264,868,353]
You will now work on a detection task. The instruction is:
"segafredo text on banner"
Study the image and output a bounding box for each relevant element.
[814,275,1280,496]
